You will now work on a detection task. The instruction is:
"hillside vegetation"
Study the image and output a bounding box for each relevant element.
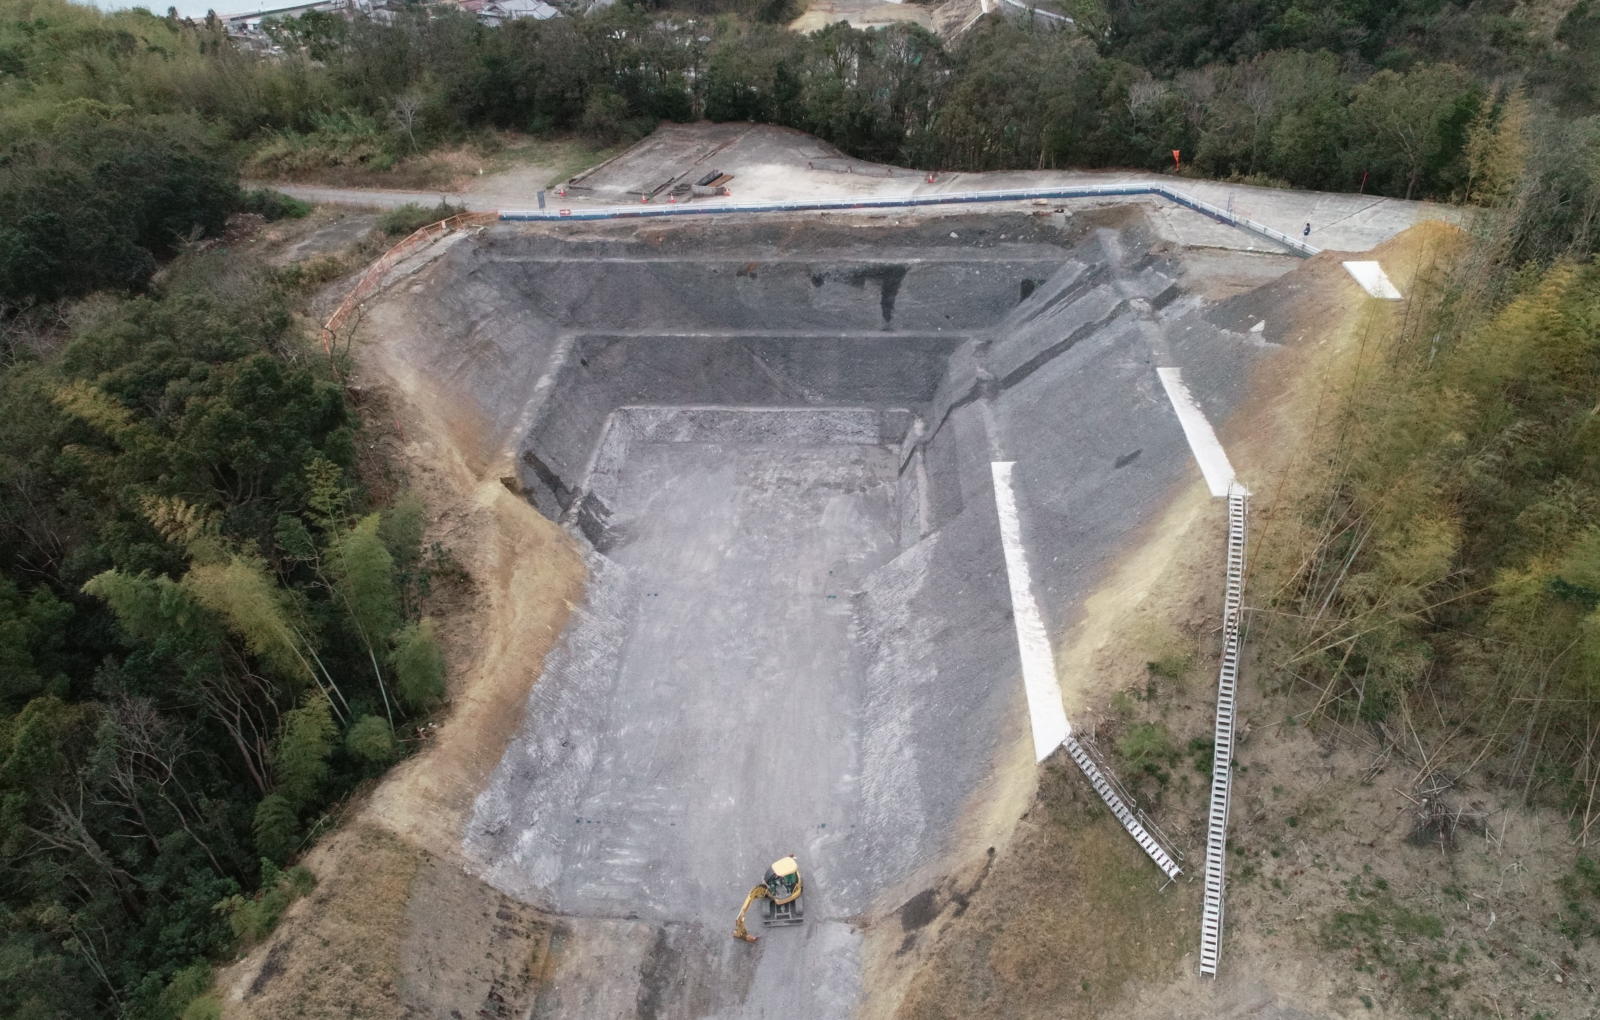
[1272,239,1600,848]
[0,252,457,1018]
[1,9,460,1016]
[0,0,1597,218]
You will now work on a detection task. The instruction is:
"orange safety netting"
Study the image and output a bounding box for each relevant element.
[320,211,498,355]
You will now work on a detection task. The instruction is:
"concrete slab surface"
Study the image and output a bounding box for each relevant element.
[473,436,901,1015]
[1342,259,1404,299]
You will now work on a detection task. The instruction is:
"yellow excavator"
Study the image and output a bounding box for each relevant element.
[732,855,804,942]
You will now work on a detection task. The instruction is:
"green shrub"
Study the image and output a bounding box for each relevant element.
[252,794,301,862]
[240,188,312,221]
[241,111,396,179]
[214,861,316,946]
[377,201,465,237]
[274,694,336,808]
[379,493,427,575]
[1146,650,1193,683]
[1559,856,1600,942]
[1116,722,1178,777]
[277,252,350,292]
[391,619,447,709]
[347,713,398,766]
[180,995,223,1020]
[154,962,214,1020]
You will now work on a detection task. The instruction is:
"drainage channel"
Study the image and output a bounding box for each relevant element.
[989,459,1185,881]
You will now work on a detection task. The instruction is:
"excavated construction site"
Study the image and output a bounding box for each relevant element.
[356,205,1336,1016]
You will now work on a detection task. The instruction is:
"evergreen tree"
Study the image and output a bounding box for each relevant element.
[345,714,397,766]
[251,795,300,862]
[272,694,334,809]
[390,620,446,711]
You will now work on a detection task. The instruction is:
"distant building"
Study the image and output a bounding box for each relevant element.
[220,0,353,37]
[476,0,561,24]
[221,0,561,40]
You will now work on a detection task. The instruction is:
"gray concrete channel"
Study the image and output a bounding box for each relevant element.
[382,210,1300,1016]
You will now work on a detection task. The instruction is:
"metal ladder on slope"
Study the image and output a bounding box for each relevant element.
[1062,735,1183,881]
[1200,484,1248,976]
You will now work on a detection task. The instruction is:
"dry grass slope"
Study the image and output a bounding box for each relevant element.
[892,760,1200,1019]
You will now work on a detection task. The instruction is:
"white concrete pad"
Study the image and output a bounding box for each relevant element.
[990,461,1072,761]
[1342,260,1403,299]
[1157,367,1239,498]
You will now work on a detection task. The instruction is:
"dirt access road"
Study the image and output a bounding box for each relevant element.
[261,124,1456,257]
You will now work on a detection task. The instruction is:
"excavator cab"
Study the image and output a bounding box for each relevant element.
[764,857,800,903]
[733,855,804,942]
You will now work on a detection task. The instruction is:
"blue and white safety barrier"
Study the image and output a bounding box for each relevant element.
[500,184,1323,257]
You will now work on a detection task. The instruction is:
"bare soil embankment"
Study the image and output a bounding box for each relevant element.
[217,223,587,1016]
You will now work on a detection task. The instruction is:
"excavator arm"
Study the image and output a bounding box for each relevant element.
[732,885,771,943]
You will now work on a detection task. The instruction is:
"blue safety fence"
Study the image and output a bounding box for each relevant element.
[499,183,1323,257]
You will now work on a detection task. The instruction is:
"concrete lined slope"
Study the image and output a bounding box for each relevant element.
[494,256,1054,333]
[852,488,1024,886]
[895,226,1237,646]
[520,333,962,520]
[422,208,1312,1017]
[372,222,1068,473]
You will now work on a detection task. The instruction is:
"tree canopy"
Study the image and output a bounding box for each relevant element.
[0,257,448,1016]
[4,0,1598,230]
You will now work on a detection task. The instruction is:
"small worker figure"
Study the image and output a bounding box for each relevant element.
[1303,222,1312,237]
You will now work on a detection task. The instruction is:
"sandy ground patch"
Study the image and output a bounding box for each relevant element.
[248,134,624,210]
[220,823,554,1020]
[359,438,584,854]
[262,207,384,268]
[885,758,1202,1020]
[790,0,934,32]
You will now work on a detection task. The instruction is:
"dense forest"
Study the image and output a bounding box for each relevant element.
[1,249,452,1016]
[1,7,457,1018]
[0,0,1597,219]
[1278,246,1600,849]
[2,0,1599,1014]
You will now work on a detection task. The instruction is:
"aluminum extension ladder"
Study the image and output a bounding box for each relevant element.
[1200,485,1248,976]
